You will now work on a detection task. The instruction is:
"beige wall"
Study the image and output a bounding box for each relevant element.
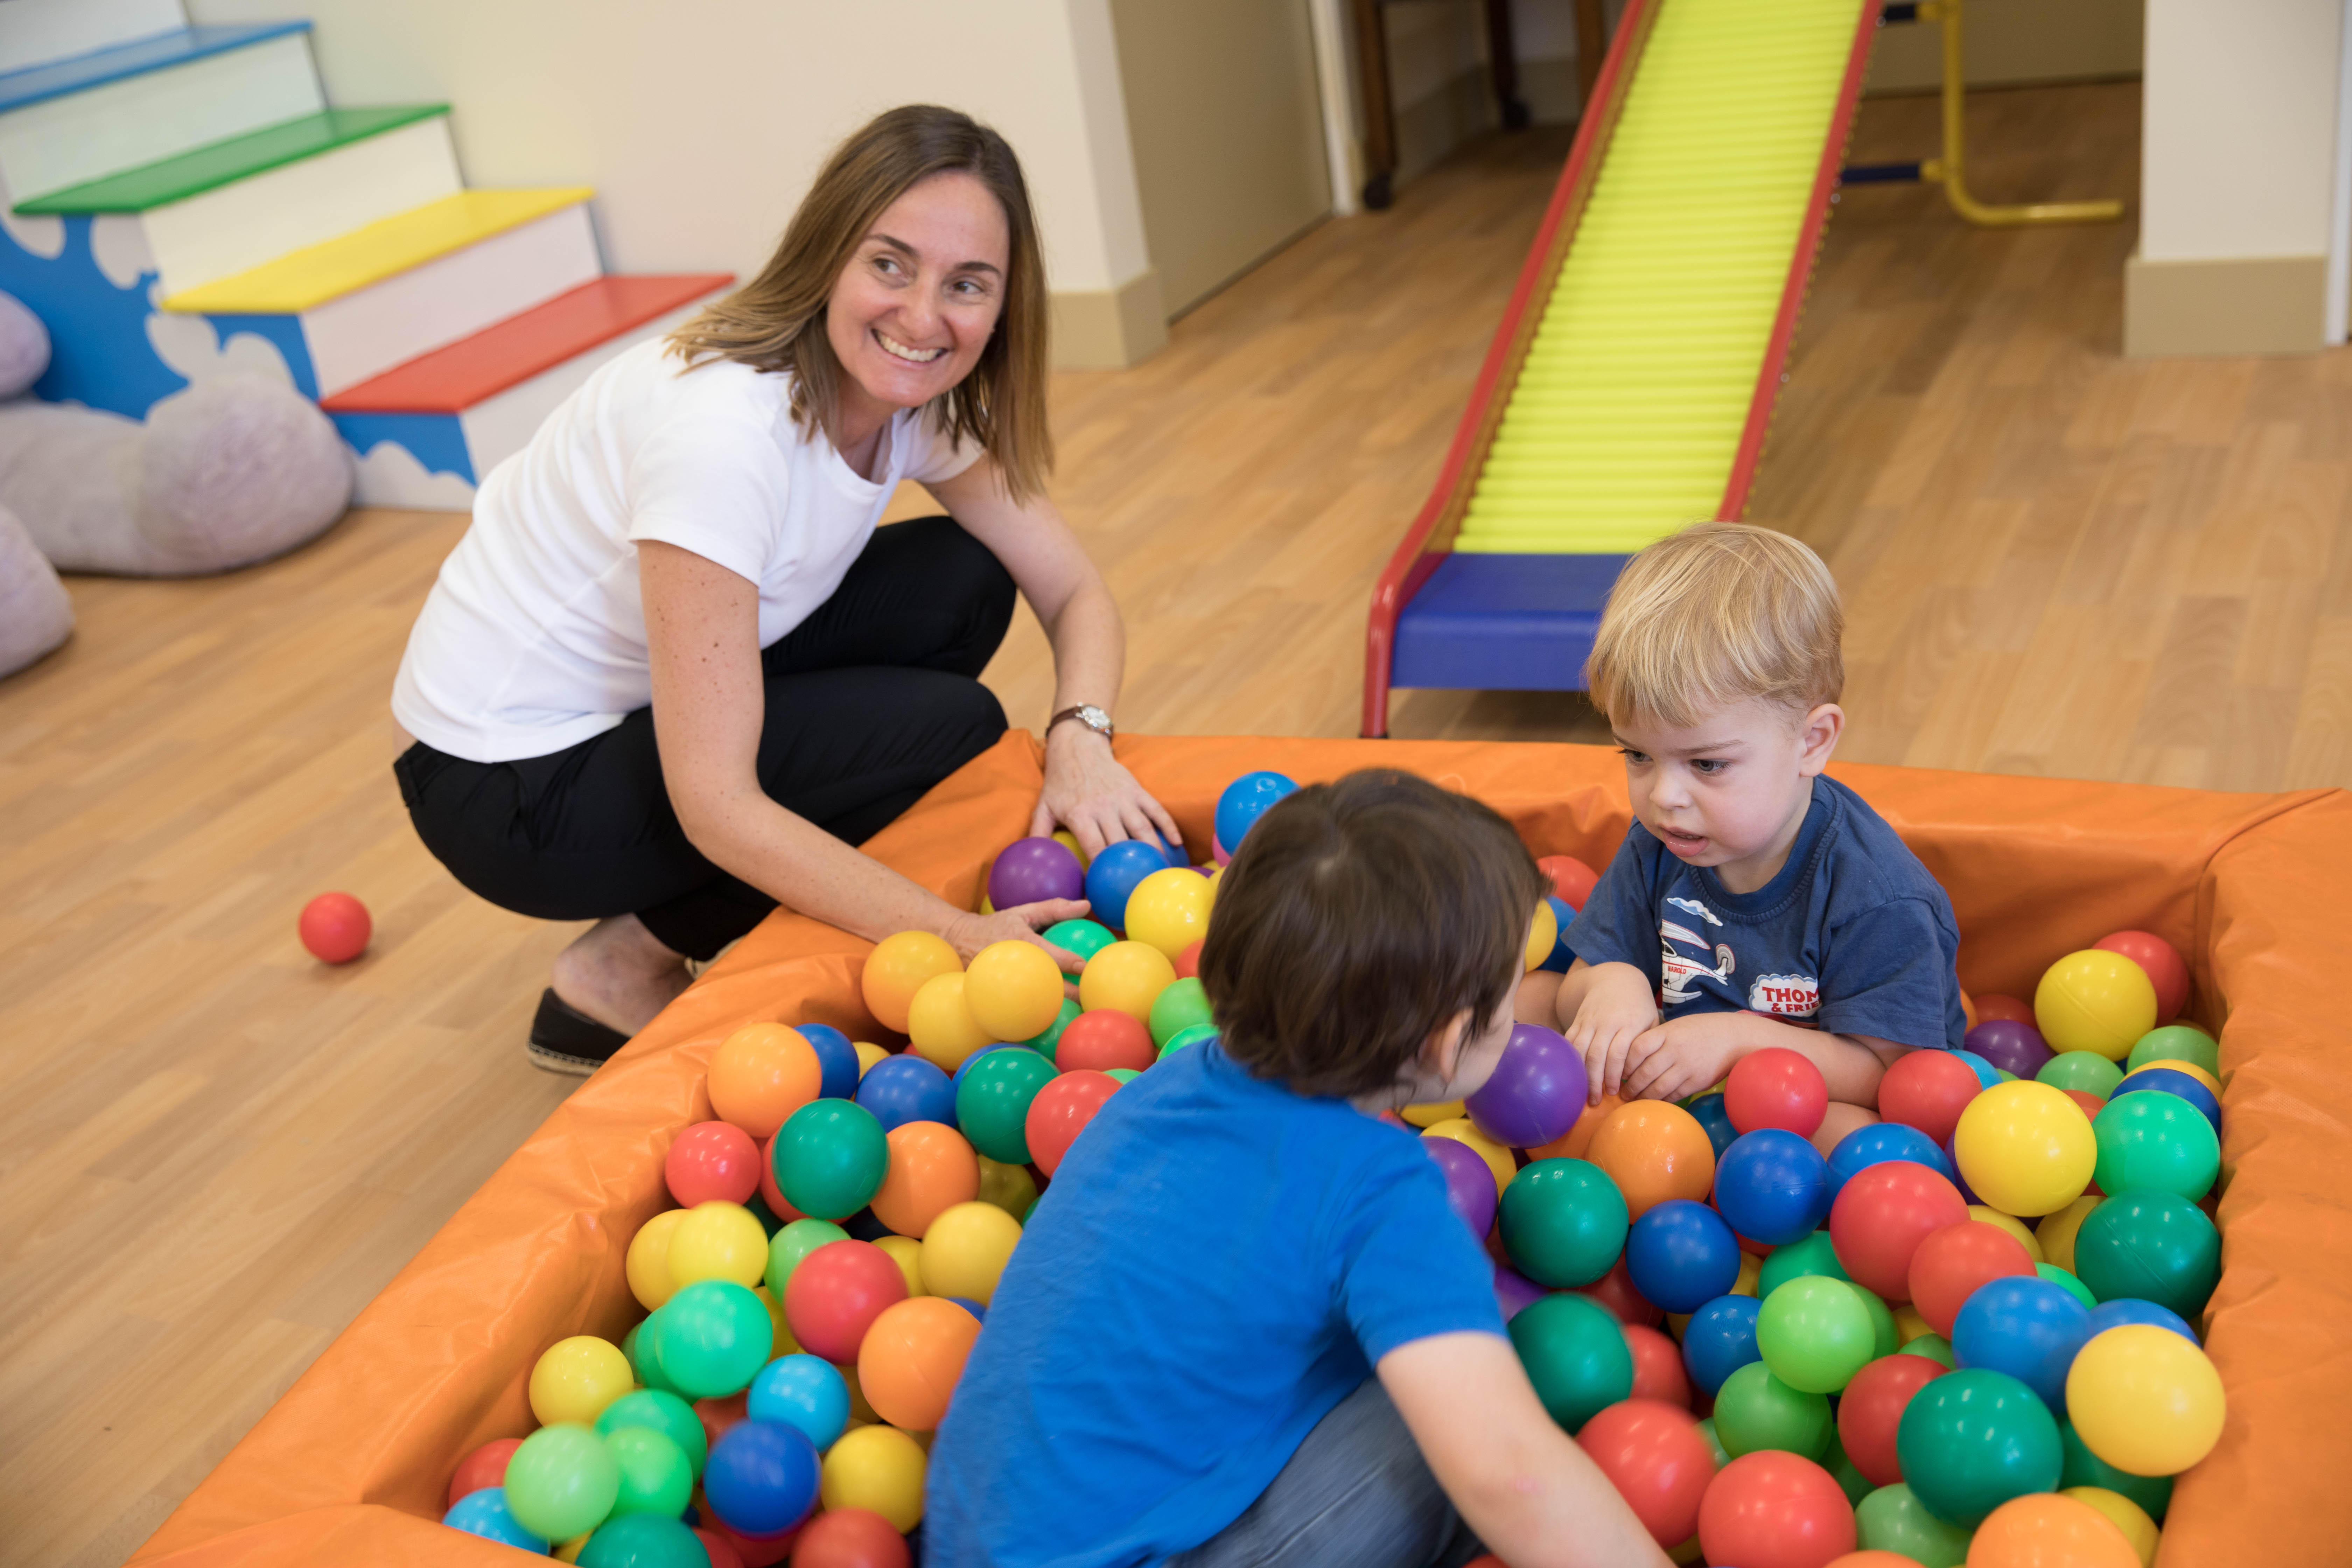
[1864,0,2143,94]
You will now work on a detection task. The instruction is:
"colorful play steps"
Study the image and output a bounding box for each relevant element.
[1361,0,1880,734]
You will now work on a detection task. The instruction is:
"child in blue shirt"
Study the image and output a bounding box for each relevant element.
[1542,523,1965,1107]
[926,771,1669,1568]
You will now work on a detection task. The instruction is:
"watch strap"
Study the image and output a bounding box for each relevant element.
[1048,704,1113,738]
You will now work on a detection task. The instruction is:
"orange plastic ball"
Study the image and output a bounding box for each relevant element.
[1586,1101,1716,1219]
[1077,940,1177,1024]
[861,931,962,1034]
[1965,1492,2140,1568]
[707,1023,822,1139]
[857,1295,983,1432]
[907,973,993,1072]
[964,939,1066,1043]
[869,1121,981,1238]
[1528,1094,1625,1162]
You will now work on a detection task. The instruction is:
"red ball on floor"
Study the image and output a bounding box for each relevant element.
[298,891,371,963]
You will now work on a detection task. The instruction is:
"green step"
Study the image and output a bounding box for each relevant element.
[15,104,449,214]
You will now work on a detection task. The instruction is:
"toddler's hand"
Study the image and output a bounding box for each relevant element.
[1566,963,1661,1103]
[1620,1013,1748,1104]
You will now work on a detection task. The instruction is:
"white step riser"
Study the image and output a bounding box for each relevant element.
[307,203,602,397]
[0,0,187,76]
[0,29,320,201]
[145,115,462,297]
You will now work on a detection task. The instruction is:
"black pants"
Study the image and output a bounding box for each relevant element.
[394,516,1015,961]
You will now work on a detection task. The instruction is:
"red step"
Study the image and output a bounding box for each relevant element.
[321,273,733,412]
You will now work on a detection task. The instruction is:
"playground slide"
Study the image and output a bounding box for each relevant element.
[1362,0,1882,736]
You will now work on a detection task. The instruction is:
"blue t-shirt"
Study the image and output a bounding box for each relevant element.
[1566,774,1965,1049]
[924,1043,1505,1567]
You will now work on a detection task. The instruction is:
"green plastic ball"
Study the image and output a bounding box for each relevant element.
[1855,1281,1899,1357]
[772,1098,889,1220]
[578,1512,709,1568]
[595,1388,707,1476]
[1757,1275,1876,1394]
[1824,1434,1873,1506]
[502,1422,620,1543]
[1895,1367,2062,1526]
[2060,1418,2172,1521]
[955,1046,1060,1164]
[2072,1190,2219,1320]
[744,1191,785,1238]
[765,1217,850,1296]
[2038,1051,2124,1097]
[1106,1067,1141,1083]
[650,1280,773,1399]
[2092,1092,2220,1202]
[2128,1023,2219,1078]
[1899,1333,1955,1368]
[1758,1229,1850,1296]
[1695,1416,1731,1469]
[1024,997,1080,1060]
[2035,1262,2098,1312]
[1505,1291,1633,1432]
[620,1321,678,1396]
[1712,1361,1834,1460]
[603,1425,692,1518]
[1499,1158,1629,1288]
[1042,918,1116,962]
[1855,1483,1974,1568]
[1160,1023,1217,1058]
[1147,977,1214,1047]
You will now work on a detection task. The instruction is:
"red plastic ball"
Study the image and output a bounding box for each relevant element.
[1875,1050,1982,1148]
[1827,1160,1967,1302]
[708,1513,797,1567]
[667,1120,763,1207]
[783,1239,908,1363]
[1698,1450,1857,1568]
[1724,1047,1828,1138]
[696,1527,750,1568]
[1025,1069,1120,1176]
[789,1507,911,1567]
[1835,1353,1946,1486]
[756,1134,808,1224]
[1623,1323,1692,1408]
[2094,929,2189,1023]
[298,891,371,963]
[1973,993,2035,1026]
[1173,940,1204,980]
[1906,1220,2034,1336]
[1537,854,1601,909]
[1574,1255,1664,1328]
[696,1391,749,1452]
[1053,1010,1155,1074]
[1576,1398,1716,1546]
[446,1436,522,1508]
[2060,1088,2108,1120]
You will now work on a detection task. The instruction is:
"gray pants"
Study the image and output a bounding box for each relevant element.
[1165,1381,1488,1568]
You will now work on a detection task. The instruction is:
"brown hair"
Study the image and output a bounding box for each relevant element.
[1200,770,1548,1099]
[666,105,1053,502]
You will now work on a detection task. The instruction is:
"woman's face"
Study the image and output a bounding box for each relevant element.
[826,171,1010,416]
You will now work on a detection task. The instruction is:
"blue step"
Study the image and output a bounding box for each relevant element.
[0,22,309,114]
[1391,552,1630,691]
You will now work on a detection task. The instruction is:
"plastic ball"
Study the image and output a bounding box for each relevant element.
[1966,1018,2052,1080]
[1080,840,1171,931]
[772,1099,890,1221]
[442,1485,549,1550]
[1019,996,1080,1060]
[1829,1161,1968,1302]
[2126,1023,2218,1078]
[783,1239,907,1363]
[1026,1069,1120,1176]
[854,1053,957,1133]
[789,1507,912,1568]
[2033,1194,2101,1274]
[1896,1367,2062,1526]
[2109,1067,2220,1138]
[1123,867,1213,960]
[858,1295,983,1430]
[2092,1091,2219,1202]
[652,1280,774,1399]
[449,1436,526,1508]
[920,1199,1024,1303]
[2085,1297,2198,1347]
[1506,1291,1633,1432]
[298,890,371,963]
[1499,1158,1628,1287]
[1700,1449,1855,1568]
[1853,1482,1974,1566]
[1587,1101,1716,1219]
[742,1355,849,1454]
[974,1153,1039,1224]
[1952,1080,2096,1218]
[1907,1220,2035,1337]
[1967,1491,2141,1568]
[1077,940,1176,1023]
[1536,852,1599,906]
[860,932,961,1035]
[1465,1023,1588,1149]
[669,1200,771,1290]
[2072,1191,2219,1321]
[782,1021,858,1100]
[2093,931,2188,1024]
[666,1121,763,1208]
[1724,1048,1829,1138]
[1172,940,1204,980]
[1626,1199,1741,1314]
[2040,1051,2126,1097]
[1825,1123,1949,1203]
[1038,920,1113,967]
[2036,951,2157,1061]
[578,1513,706,1567]
[1969,1206,2044,1262]
[504,1423,621,1543]
[703,1418,820,1538]
[1052,1008,1154,1073]
[1837,1354,1945,1487]
[1425,1136,1499,1238]
[1715,1129,1832,1246]
[820,1423,927,1531]
[2066,1323,2225,1476]
[1528,1092,1626,1162]
[1758,1275,1877,1394]
[1215,770,1297,850]
[1524,898,1558,971]
[988,836,1085,909]
[1682,1294,1763,1395]
[1424,1118,1517,1198]
[1146,976,1214,1047]
[1875,1050,1982,1149]
[952,1046,1059,1165]
[1687,1092,1738,1159]
[1575,1398,1716,1545]
[868,1121,980,1239]
[1760,1230,1852,1296]
[531,1335,635,1427]
[2060,1420,2173,1522]
[1537,895,1576,971]
[603,1423,693,1518]
[1714,1360,1834,1460]
[1952,1274,2093,1413]
[596,1388,706,1476]
[625,1210,687,1312]
[766,1216,851,1295]
[2061,1486,2160,1566]
[961,940,1066,1044]
[903,973,990,1073]
[1623,1321,1692,1407]
[710,1023,825,1140]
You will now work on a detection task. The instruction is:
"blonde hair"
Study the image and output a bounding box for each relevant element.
[1585,523,1844,728]
[666,105,1053,502]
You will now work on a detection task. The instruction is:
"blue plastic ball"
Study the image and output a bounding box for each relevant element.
[1951,1049,2003,1090]
[1624,1198,1741,1313]
[1952,1275,2094,1413]
[747,1354,850,1452]
[1085,839,1175,931]
[854,1052,956,1132]
[1826,1121,1952,1199]
[1712,1129,1831,1246]
[702,1419,820,1538]
[795,1022,861,1100]
[2086,1296,2200,1345]
[1216,771,1298,853]
[1686,1093,1738,1161]
[2111,1069,2222,1137]
[1539,895,1577,972]
[946,1296,987,1322]
[1681,1294,1764,1395]
[443,1487,550,1551]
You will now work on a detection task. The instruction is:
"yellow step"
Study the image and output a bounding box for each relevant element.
[160,187,593,314]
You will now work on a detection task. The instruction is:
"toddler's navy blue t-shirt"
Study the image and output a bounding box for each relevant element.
[1566,773,1966,1049]
[924,1042,1503,1567]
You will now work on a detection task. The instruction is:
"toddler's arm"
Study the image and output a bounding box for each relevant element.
[1380,1332,1673,1568]
[1558,959,1662,1105]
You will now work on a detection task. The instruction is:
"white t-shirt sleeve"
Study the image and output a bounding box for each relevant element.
[623,404,788,584]
[901,408,986,487]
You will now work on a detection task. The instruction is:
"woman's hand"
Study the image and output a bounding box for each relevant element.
[943,898,1090,973]
[1031,727,1183,859]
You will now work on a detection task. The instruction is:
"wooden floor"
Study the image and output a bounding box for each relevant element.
[1,79,2342,1564]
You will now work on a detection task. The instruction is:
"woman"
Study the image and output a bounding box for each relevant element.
[391,105,1177,1073]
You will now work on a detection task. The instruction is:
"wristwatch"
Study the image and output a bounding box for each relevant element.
[1048,704,1114,740]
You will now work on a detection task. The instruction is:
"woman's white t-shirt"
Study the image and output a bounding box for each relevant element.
[392,338,981,763]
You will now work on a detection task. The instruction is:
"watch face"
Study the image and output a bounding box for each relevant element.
[1080,706,1110,728]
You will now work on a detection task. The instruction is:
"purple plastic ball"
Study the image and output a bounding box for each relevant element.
[987,836,1086,910]
[1423,1135,1498,1238]
[1494,1261,1547,1321]
[1465,1023,1588,1149]
[1943,1130,1984,1205]
[1965,1017,2052,1079]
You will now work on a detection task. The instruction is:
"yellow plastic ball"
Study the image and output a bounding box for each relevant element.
[908,972,993,1072]
[1423,1118,1516,1200]
[2036,950,2158,1060]
[626,1208,686,1310]
[1052,828,1091,870]
[528,1335,634,1426]
[751,1282,801,1355]
[963,940,1066,1043]
[556,1534,590,1563]
[1969,1205,2045,1263]
[2119,1059,2223,1099]
[667,1199,769,1289]
[1732,1253,1762,1298]
[975,1154,1039,1220]
[2066,1323,2226,1476]
[2036,1194,2104,1274]
[1400,1099,1465,1128]
[1122,868,1213,959]
[821,1423,927,1532]
[875,1234,927,1297]
[1892,1303,1934,1345]
[1952,1080,2096,1217]
[1077,940,1177,1024]
[919,1200,1024,1304]
[841,1359,880,1424]
[2061,1486,2160,1567]
[861,930,962,1035]
[854,1041,892,1077]
[1525,900,1558,971]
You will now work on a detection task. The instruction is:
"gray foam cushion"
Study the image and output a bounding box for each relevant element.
[0,501,71,677]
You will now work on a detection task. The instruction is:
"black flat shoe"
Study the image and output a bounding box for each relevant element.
[528,989,631,1076]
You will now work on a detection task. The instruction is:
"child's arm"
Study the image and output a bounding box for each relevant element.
[1379,1332,1674,1568]
[1558,959,1664,1104]
[1619,1010,1906,1106]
